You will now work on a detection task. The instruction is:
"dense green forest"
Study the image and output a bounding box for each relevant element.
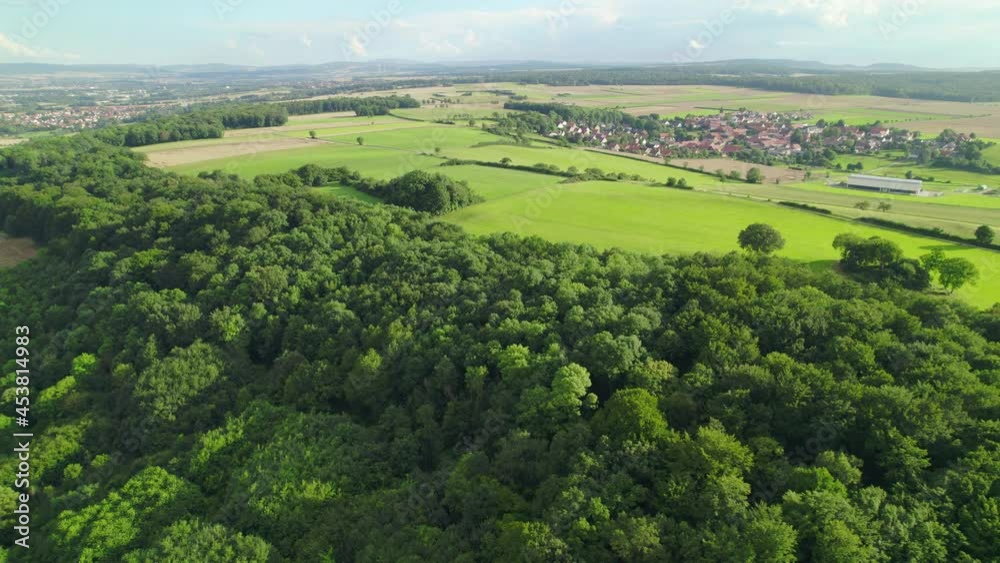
[276,94,420,117]
[0,136,998,561]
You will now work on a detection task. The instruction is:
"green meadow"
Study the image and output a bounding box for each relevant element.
[171,144,441,179]
[444,180,999,308]
[153,115,999,308]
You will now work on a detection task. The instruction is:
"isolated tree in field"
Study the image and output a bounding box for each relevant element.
[716,169,726,182]
[975,225,995,245]
[937,257,979,293]
[356,136,365,146]
[739,224,785,255]
[308,130,317,140]
[677,178,689,189]
[747,168,764,184]
[500,157,513,167]
[728,170,742,181]
[877,201,893,213]
[922,251,979,293]
[434,147,442,155]
[906,170,914,179]
[666,177,677,187]
[855,201,871,211]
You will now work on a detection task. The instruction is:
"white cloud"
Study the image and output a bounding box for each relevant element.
[753,0,882,27]
[0,32,79,60]
[0,32,42,57]
[418,31,462,56]
[689,38,705,50]
[300,34,313,48]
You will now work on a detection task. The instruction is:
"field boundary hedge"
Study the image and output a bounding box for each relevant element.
[858,217,1000,251]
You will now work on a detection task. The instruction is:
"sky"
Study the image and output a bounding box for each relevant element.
[0,0,997,68]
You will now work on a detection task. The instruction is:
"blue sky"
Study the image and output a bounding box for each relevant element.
[0,0,997,68]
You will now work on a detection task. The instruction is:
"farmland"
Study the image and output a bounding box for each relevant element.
[141,91,999,308]
[375,83,998,135]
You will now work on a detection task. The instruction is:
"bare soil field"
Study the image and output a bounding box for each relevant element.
[672,159,807,183]
[903,114,1000,138]
[223,119,385,138]
[0,235,38,268]
[144,137,316,168]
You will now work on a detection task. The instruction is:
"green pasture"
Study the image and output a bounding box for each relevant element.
[285,121,429,139]
[434,165,565,200]
[312,185,380,204]
[981,140,1000,166]
[444,180,1000,308]
[171,144,442,180]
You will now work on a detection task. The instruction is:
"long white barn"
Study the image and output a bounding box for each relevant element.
[845,174,923,195]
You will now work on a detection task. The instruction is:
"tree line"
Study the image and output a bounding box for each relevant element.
[86,95,421,148]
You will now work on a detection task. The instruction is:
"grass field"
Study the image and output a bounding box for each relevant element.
[172,143,443,180]
[444,180,999,308]
[982,140,1000,166]
[312,185,380,203]
[705,184,998,238]
[0,233,38,269]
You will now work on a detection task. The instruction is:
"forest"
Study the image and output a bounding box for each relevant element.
[276,94,421,117]
[89,106,289,148]
[0,135,998,562]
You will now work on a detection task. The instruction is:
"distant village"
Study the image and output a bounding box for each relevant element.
[548,110,925,162]
[0,105,150,132]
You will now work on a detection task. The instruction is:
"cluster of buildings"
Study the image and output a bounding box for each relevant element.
[0,105,149,131]
[549,110,917,161]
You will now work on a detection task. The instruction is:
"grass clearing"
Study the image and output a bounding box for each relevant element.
[0,233,38,269]
[171,143,442,180]
[445,180,1000,308]
[312,185,380,204]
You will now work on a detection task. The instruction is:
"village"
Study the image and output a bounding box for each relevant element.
[0,105,151,132]
[549,110,921,162]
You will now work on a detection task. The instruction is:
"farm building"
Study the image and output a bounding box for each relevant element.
[844,174,923,195]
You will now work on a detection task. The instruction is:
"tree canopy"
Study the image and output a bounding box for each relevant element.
[0,135,998,561]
